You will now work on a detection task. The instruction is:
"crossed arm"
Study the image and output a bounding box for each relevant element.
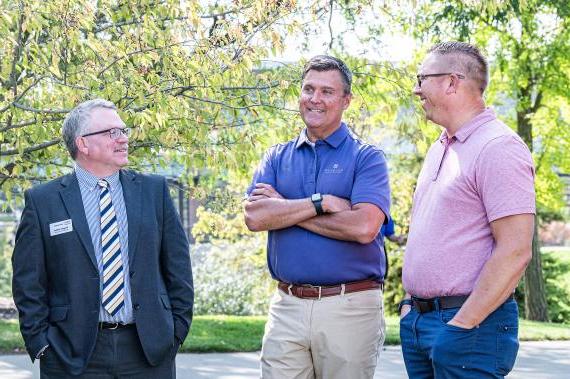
[244,183,385,244]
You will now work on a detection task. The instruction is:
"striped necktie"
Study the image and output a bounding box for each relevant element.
[98,179,125,316]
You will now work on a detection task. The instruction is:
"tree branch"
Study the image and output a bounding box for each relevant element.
[1,139,61,156]
[328,0,334,50]
[92,7,250,34]
[0,116,63,133]
[8,2,26,94]
[0,75,47,113]
[179,94,297,112]
[12,102,71,114]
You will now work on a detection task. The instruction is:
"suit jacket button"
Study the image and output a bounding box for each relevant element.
[133,304,140,310]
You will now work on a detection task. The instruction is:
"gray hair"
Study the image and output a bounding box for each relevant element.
[428,41,489,94]
[302,55,353,95]
[62,99,117,159]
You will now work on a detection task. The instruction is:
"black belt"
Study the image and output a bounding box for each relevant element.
[98,322,134,330]
[411,293,515,314]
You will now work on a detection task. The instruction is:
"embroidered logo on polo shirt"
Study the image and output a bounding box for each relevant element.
[324,163,344,174]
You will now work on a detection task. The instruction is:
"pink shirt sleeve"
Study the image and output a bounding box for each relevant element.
[476,135,536,222]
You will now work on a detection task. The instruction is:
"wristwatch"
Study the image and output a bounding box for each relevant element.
[398,298,413,314]
[311,193,324,216]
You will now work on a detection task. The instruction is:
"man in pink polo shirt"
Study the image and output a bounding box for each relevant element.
[399,41,535,378]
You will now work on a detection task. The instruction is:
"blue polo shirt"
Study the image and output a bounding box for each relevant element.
[248,123,390,285]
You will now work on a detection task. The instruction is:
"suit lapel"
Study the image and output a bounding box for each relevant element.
[121,170,142,266]
[59,173,98,270]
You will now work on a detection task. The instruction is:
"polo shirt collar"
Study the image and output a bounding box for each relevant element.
[75,163,120,191]
[295,122,349,149]
[440,108,496,144]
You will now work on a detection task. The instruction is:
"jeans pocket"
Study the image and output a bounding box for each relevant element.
[399,309,416,345]
[439,308,459,324]
[496,325,519,376]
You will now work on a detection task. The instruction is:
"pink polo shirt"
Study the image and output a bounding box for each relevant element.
[403,108,535,298]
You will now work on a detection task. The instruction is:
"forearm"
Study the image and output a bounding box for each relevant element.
[298,205,385,244]
[452,246,530,327]
[245,197,316,231]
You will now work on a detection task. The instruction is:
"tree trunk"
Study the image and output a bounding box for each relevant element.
[518,110,549,321]
[524,217,549,320]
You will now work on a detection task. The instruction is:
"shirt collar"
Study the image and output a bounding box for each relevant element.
[295,122,350,149]
[441,108,496,144]
[75,163,121,191]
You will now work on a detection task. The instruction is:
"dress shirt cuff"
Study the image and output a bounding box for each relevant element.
[36,344,49,359]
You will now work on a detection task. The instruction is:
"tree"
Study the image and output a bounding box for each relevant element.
[0,0,305,205]
[400,0,570,320]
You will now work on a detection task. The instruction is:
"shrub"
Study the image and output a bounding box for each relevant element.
[384,245,405,316]
[515,250,570,323]
[191,238,273,315]
[0,222,15,297]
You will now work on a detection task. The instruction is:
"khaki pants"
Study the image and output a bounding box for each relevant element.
[261,287,385,379]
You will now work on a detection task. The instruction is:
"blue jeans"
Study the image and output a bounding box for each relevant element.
[400,298,519,378]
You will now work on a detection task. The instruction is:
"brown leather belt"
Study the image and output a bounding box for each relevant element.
[278,279,382,300]
[411,293,515,314]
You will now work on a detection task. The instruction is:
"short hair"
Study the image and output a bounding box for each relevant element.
[428,41,489,94]
[62,99,117,159]
[301,55,353,95]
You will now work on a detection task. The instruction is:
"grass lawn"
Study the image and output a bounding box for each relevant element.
[2,315,569,354]
[541,246,570,254]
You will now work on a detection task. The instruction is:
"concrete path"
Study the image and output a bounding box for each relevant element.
[1,341,569,378]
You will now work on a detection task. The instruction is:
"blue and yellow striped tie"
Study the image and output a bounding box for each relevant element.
[98,179,125,316]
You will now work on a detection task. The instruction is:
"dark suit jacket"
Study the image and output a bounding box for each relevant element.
[12,170,194,375]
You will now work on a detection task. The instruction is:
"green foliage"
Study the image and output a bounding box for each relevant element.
[0,222,14,297]
[0,319,24,353]
[0,0,302,206]
[384,247,405,316]
[191,239,273,316]
[517,250,570,323]
[542,251,570,323]
[406,0,570,215]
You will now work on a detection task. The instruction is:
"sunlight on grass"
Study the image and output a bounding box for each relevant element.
[1,315,568,354]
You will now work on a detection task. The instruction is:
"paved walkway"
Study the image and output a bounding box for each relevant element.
[1,341,569,378]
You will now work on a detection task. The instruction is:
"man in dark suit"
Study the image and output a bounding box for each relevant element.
[12,99,194,378]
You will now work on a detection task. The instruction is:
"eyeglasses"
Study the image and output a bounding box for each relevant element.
[81,127,131,139]
[416,72,466,88]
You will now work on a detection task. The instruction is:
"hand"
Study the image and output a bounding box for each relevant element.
[248,183,284,201]
[399,304,411,319]
[447,317,476,329]
[322,195,351,213]
[392,234,407,245]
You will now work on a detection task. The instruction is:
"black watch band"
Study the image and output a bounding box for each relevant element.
[398,299,413,313]
[311,193,324,216]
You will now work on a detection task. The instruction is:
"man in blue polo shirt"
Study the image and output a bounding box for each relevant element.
[244,55,390,379]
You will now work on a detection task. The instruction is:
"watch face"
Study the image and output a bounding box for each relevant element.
[311,193,322,202]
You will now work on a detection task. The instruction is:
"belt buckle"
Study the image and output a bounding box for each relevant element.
[304,284,322,300]
[108,322,119,330]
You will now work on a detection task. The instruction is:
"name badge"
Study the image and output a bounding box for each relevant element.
[49,219,73,236]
